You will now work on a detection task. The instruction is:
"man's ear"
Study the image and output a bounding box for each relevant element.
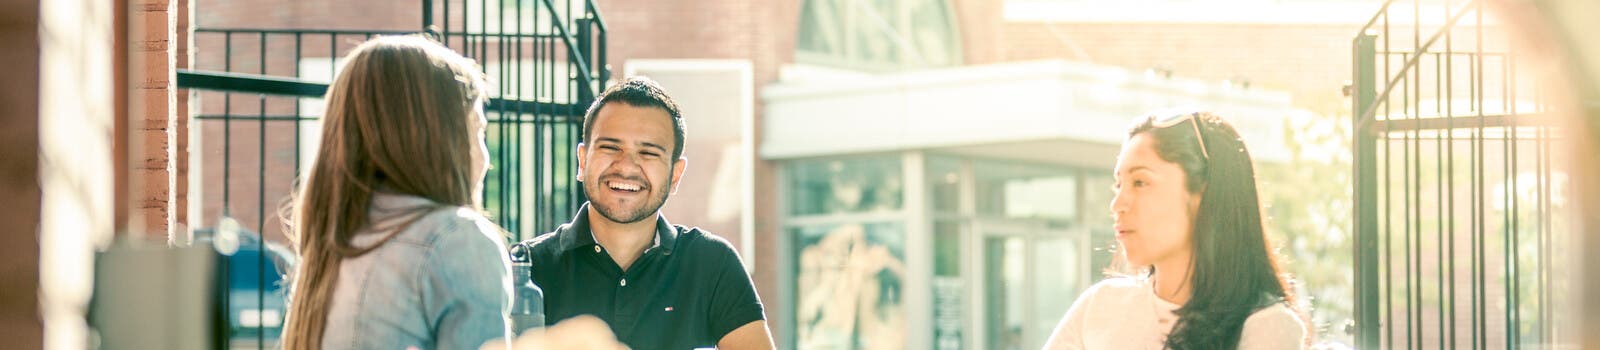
[668,157,687,195]
[575,143,587,181]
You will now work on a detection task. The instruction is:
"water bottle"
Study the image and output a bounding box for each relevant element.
[508,242,545,334]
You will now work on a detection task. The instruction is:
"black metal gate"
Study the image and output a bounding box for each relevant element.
[1351,0,1571,348]
[180,0,606,347]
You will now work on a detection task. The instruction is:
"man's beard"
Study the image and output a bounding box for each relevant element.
[583,175,670,224]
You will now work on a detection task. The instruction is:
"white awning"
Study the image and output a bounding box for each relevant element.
[761,60,1300,165]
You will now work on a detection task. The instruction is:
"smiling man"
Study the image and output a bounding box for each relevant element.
[519,77,774,350]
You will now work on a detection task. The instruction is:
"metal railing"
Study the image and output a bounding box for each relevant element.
[185,0,607,347]
[422,0,609,239]
[1351,0,1570,348]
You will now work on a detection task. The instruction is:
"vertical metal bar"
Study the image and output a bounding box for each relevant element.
[521,29,526,234]
[480,0,487,65]
[506,2,516,235]
[445,0,452,46]
[514,0,525,238]
[553,3,562,233]
[531,3,543,235]
[256,32,268,350]
[591,0,607,87]
[220,30,237,348]
[1531,71,1545,347]
[566,2,583,225]
[1474,129,1484,350]
[458,0,465,50]
[329,33,337,80]
[582,17,595,92]
[1440,49,1452,350]
[424,0,434,29]
[557,3,568,233]
[551,2,561,233]
[495,0,507,227]
[1444,2,1458,347]
[503,0,513,230]
[1538,75,1552,347]
[1382,11,1395,349]
[1352,32,1381,350]
[1476,126,1485,350]
[1506,39,1520,350]
[294,33,302,180]
[1384,121,1394,350]
[1411,3,1424,346]
[1475,1,1488,344]
[1538,80,1551,347]
[557,5,566,232]
[1399,50,1412,350]
[1412,49,1424,350]
[536,3,548,234]
[551,25,560,232]
[224,32,234,216]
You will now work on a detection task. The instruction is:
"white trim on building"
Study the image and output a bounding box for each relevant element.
[1002,0,1485,26]
[762,59,1298,164]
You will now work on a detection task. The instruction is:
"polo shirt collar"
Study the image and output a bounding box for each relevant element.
[559,202,678,254]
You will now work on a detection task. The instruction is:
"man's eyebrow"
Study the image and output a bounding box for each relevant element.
[640,141,668,153]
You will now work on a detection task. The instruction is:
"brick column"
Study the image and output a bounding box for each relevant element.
[174,0,192,240]
[0,0,44,346]
[130,0,177,238]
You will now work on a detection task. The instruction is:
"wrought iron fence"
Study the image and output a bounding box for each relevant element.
[1351,0,1571,348]
[183,0,606,347]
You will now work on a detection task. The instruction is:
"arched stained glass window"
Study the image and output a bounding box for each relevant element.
[796,0,963,71]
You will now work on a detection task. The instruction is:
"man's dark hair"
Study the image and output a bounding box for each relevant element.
[581,76,687,161]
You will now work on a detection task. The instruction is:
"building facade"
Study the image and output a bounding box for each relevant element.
[187,0,1382,348]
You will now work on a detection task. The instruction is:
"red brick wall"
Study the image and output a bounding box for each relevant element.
[132,0,177,237]
[995,22,1512,113]
[187,0,421,243]
[1000,22,1361,111]
[196,0,418,31]
[955,0,1004,65]
[0,0,44,345]
[188,0,611,243]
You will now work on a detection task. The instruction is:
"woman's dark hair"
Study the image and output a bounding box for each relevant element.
[1128,111,1297,350]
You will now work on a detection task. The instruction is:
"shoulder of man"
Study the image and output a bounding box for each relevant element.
[520,222,574,260]
[671,225,743,262]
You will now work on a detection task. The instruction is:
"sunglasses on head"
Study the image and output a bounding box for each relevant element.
[1150,111,1210,160]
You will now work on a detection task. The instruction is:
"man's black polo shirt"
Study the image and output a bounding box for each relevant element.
[521,203,766,349]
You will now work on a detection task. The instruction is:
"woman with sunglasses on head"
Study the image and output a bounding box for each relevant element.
[1044,110,1308,350]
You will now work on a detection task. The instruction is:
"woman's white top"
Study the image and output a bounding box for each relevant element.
[1043,277,1307,350]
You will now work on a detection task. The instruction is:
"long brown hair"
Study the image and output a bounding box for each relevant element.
[280,35,488,349]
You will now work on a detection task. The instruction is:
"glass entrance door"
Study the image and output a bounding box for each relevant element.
[975,221,1085,350]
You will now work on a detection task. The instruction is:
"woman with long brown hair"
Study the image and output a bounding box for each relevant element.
[1045,110,1308,349]
[279,35,507,349]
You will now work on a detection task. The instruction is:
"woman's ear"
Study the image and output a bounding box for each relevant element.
[1188,184,1206,217]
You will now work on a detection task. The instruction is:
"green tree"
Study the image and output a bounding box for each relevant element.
[1255,106,1355,346]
